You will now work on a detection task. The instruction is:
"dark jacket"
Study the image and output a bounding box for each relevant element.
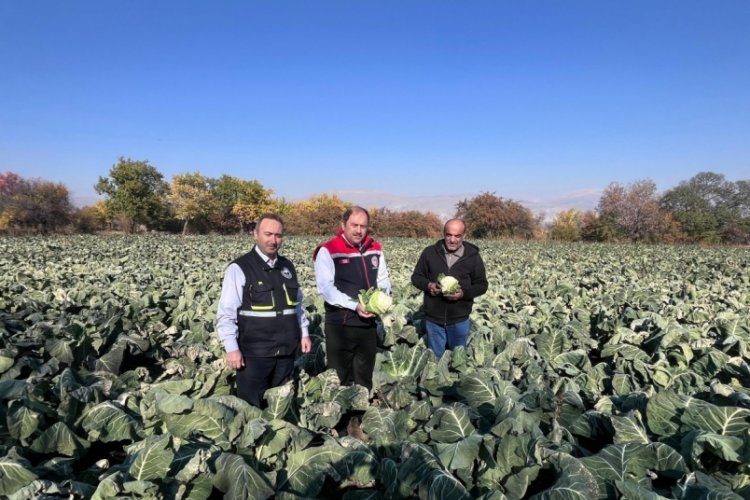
[233,248,302,357]
[411,240,488,325]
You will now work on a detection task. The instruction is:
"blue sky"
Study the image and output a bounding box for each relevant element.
[1,1,748,215]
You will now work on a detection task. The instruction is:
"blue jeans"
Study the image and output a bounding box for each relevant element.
[425,319,471,359]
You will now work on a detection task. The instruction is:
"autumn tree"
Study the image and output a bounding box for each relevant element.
[455,192,539,239]
[285,194,350,235]
[0,173,73,233]
[232,198,280,233]
[370,208,443,238]
[169,172,216,234]
[0,172,23,200]
[576,211,615,242]
[597,179,680,243]
[73,201,109,233]
[0,172,24,230]
[95,157,170,232]
[24,180,73,232]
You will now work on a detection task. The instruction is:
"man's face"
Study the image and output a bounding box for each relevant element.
[342,210,369,246]
[443,221,465,252]
[254,218,284,258]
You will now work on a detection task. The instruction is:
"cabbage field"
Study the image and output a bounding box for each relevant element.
[1,235,749,499]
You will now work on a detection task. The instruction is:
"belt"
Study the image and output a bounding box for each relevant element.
[239,308,296,318]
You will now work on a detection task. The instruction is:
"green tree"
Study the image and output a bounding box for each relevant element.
[455,192,539,239]
[209,175,274,234]
[661,171,750,243]
[735,180,750,215]
[95,157,170,232]
[169,172,216,234]
[579,211,618,242]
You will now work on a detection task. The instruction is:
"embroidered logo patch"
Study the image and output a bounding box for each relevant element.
[371,256,379,267]
[340,258,350,264]
[281,267,292,279]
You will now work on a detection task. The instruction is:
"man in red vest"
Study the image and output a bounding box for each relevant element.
[313,206,391,390]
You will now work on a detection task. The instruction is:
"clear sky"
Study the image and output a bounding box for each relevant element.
[1,1,748,214]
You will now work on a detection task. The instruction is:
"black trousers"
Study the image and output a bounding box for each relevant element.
[235,355,294,408]
[325,323,377,389]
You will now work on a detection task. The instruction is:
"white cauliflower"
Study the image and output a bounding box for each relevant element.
[358,287,393,315]
[437,273,461,294]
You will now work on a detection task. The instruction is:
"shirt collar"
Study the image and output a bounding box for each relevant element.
[254,246,277,267]
[443,242,464,258]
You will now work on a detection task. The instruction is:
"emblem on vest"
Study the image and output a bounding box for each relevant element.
[371,255,379,268]
[281,267,293,279]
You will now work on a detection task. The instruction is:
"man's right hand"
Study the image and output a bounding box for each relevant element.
[356,302,375,319]
[427,282,442,296]
[226,350,244,370]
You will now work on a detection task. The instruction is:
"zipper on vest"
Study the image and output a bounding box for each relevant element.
[359,254,372,289]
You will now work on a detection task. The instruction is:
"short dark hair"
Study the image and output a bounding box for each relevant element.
[256,213,285,230]
[342,206,370,224]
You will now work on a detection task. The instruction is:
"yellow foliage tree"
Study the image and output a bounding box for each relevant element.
[169,172,216,234]
[549,209,584,241]
[232,198,282,231]
[73,201,110,233]
[0,209,13,231]
[285,194,350,235]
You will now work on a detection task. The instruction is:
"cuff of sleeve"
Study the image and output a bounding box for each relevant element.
[223,339,239,352]
[347,300,359,311]
[301,327,310,337]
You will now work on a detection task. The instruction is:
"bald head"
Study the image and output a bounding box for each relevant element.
[443,219,466,252]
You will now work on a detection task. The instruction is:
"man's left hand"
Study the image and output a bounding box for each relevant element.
[301,336,312,353]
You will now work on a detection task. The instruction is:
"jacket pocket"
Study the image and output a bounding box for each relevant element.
[249,283,275,310]
[283,281,300,306]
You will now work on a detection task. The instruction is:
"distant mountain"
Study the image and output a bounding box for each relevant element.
[330,188,602,223]
[331,189,468,221]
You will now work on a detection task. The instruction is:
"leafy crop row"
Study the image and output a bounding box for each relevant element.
[1,236,749,499]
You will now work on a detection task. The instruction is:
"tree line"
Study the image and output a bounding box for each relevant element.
[2,158,748,244]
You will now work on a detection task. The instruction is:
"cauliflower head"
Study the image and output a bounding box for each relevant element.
[437,273,461,294]
[358,287,393,315]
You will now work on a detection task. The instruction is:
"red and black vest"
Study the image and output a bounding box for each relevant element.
[233,248,301,357]
[316,233,383,327]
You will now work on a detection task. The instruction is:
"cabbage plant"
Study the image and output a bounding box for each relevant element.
[2,236,750,499]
